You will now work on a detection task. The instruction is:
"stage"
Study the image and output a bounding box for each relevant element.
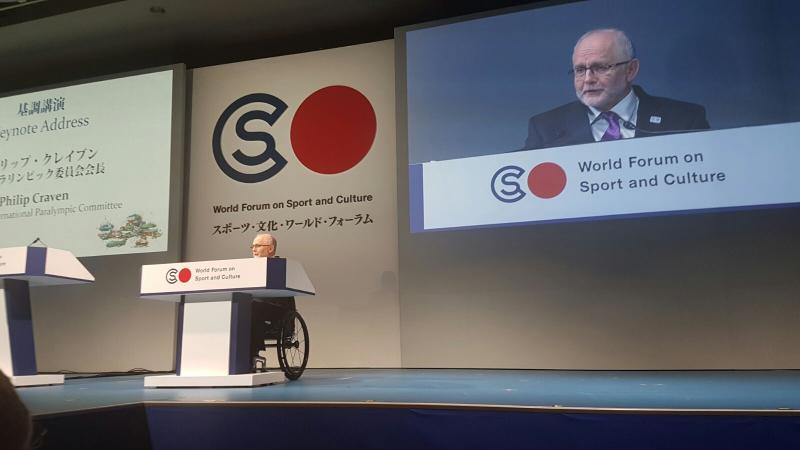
[18,369,800,449]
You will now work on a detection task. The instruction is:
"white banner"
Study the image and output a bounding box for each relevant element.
[185,41,400,367]
[141,258,267,295]
[416,123,800,231]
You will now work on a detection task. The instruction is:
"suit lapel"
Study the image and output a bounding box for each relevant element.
[634,86,662,136]
[562,102,594,145]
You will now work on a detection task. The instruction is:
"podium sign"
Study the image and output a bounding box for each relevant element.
[0,247,93,286]
[140,257,314,388]
[0,247,93,387]
[0,247,27,276]
[141,257,314,301]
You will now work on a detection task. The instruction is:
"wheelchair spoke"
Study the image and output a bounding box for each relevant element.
[277,311,309,380]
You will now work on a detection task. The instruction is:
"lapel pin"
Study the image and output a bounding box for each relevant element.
[649,116,662,124]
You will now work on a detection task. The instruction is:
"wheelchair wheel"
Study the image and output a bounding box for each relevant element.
[277,310,309,380]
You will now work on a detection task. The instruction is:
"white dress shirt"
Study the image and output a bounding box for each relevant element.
[586,89,639,141]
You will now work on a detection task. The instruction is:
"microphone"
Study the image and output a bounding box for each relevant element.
[28,237,46,247]
[591,112,637,131]
[624,121,708,136]
[598,114,706,136]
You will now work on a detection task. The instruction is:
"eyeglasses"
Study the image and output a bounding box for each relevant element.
[570,60,632,78]
[250,244,273,249]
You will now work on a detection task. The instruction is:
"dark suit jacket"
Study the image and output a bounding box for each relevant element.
[523,86,710,150]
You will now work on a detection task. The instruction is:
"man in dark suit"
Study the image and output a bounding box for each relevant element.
[249,233,296,368]
[524,29,709,151]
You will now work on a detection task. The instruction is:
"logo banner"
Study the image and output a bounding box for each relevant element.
[185,41,400,367]
[414,123,800,231]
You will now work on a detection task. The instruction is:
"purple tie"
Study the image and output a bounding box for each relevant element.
[600,111,622,141]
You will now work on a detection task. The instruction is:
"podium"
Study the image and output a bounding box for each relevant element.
[0,247,94,387]
[140,257,314,388]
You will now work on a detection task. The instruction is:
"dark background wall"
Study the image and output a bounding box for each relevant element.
[0,0,542,95]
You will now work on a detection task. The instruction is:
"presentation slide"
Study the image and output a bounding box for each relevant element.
[0,69,175,256]
[403,0,800,232]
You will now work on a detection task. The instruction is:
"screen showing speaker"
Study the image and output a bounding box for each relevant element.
[402,0,800,232]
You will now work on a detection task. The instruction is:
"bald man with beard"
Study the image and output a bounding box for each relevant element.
[249,233,296,369]
[524,28,709,150]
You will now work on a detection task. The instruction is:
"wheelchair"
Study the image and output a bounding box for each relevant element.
[251,298,309,380]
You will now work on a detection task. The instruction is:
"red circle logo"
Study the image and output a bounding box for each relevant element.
[527,162,567,199]
[290,85,377,174]
[178,268,192,283]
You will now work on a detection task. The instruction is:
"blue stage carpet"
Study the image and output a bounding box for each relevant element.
[17,369,800,450]
[19,368,800,415]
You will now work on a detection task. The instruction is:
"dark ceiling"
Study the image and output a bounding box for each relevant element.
[0,0,547,94]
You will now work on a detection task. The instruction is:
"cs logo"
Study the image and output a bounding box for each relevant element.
[213,86,377,183]
[165,268,191,284]
[213,94,288,183]
[491,162,567,203]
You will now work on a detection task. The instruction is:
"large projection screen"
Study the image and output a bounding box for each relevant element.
[0,67,182,257]
[395,0,800,369]
[403,0,799,232]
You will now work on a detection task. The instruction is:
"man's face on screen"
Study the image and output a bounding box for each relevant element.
[572,31,638,111]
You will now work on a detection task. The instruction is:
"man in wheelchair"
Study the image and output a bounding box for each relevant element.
[249,233,297,369]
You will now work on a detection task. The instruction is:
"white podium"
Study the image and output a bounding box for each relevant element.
[140,257,314,388]
[0,246,94,387]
